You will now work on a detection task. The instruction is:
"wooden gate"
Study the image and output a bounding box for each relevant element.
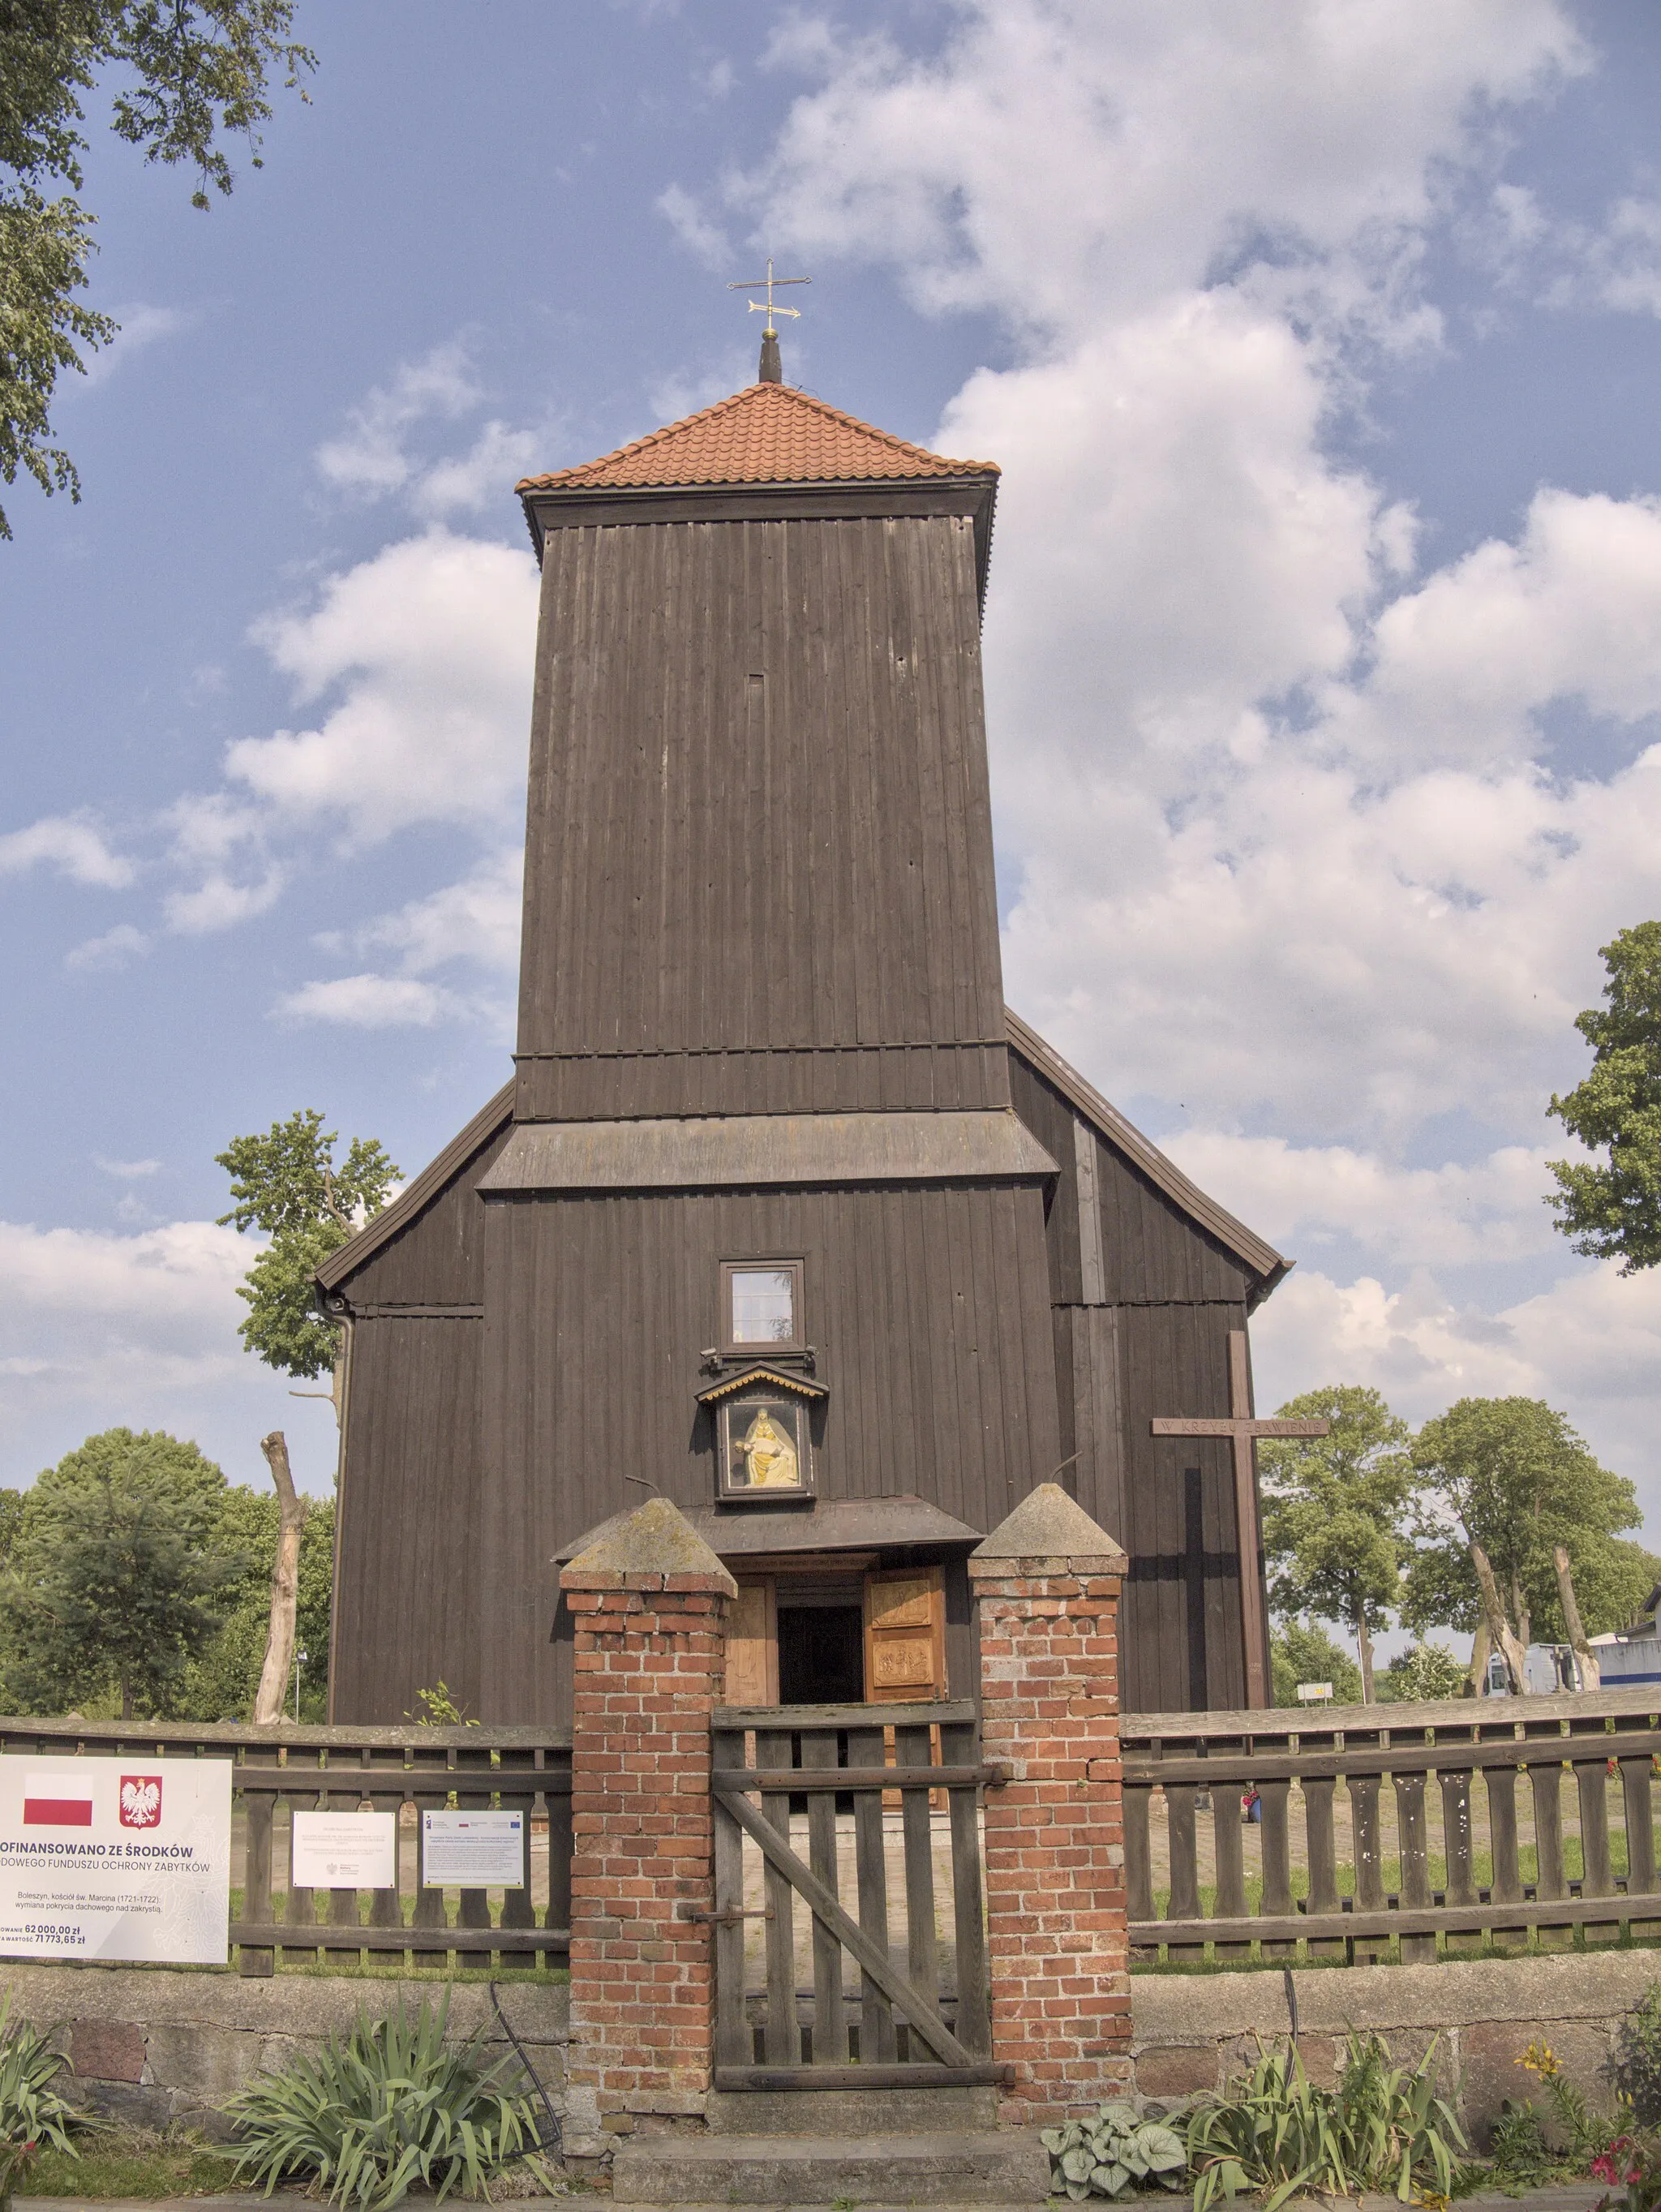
[708,1699,1003,2090]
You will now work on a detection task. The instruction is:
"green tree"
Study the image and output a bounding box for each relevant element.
[1376,1641,1467,1703]
[2,2,315,538]
[217,1110,399,1399]
[1270,1621,1362,1707]
[1406,1396,1642,1692]
[0,1428,248,1717]
[1259,1385,1415,1703]
[1547,921,1661,1271]
[180,1481,333,1720]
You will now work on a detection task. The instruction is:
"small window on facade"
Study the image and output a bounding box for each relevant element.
[721,1259,805,1355]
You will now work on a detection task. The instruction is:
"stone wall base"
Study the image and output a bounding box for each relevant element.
[0,1968,567,2141]
[1133,1953,1655,2143]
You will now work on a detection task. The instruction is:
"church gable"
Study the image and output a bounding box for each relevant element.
[316,1080,513,1309]
[1005,1012,1285,1310]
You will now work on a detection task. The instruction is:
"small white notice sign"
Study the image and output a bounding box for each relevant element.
[0,1756,232,1964]
[422,1810,526,1888]
[290,1810,396,1890]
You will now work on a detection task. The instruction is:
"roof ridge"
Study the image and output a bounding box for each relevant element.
[517,380,998,493]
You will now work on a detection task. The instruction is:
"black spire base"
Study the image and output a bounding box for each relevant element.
[758,329,782,383]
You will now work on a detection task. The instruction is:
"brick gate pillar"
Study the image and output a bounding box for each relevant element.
[968,1482,1132,2124]
[558,1497,736,2160]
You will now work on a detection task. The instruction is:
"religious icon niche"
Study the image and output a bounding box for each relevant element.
[696,1365,827,1505]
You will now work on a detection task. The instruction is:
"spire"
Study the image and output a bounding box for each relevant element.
[728,257,809,386]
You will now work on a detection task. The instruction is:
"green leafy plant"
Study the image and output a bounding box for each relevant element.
[223,1995,552,2208]
[1517,2037,1618,2168]
[1612,1986,1661,2130]
[1186,2033,1466,2212]
[1041,2100,1188,2200]
[0,1996,83,2209]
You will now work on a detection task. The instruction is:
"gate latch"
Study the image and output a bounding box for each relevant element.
[678,1906,775,1925]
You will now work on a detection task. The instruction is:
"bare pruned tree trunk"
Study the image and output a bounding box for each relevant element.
[1354,1599,1376,1704]
[253,1431,307,1725]
[1470,1540,1530,1693]
[1554,1543,1601,1690]
[1466,1616,1491,1698]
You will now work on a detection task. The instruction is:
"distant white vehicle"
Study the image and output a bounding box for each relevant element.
[1483,1643,1585,1696]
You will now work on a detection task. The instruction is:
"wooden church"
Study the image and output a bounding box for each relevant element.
[317,345,1291,1729]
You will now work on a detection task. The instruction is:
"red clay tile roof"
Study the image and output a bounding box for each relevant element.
[517,380,998,492]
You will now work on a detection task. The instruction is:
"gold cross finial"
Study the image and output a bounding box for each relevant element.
[727,257,810,337]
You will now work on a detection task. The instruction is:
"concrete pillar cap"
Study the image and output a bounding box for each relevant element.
[560,1494,738,1595]
[968,1481,1127,1575]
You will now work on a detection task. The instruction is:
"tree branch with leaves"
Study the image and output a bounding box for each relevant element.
[1,1,315,537]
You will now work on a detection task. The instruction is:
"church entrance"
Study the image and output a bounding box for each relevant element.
[777,1597,865,1705]
[724,1561,950,1708]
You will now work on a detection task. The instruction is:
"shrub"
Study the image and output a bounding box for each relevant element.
[1613,1986,1661,2130]
[1041,2101,1188,2200]
[1185,2033,1466,2212]
[223,1995,552,2208]
[0,1996,82,2208]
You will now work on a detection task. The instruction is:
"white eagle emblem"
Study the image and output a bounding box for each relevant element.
[119,1777,161,1828]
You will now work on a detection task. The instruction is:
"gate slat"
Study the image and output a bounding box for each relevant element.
[897,1724,939,2039]
[802,1728,847,2066]
[713,1725,750,2070]
[756,1726,800,2065]
[848,1723,896,2064]
[714,1782,972,2067]
[941,1716,989,2060]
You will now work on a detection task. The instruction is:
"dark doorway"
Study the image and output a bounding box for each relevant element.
[777,1604,864,1704]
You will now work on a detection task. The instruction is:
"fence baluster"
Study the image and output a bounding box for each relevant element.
[1303,1736,1341,1961]
[848,1721,896,2064]
[1621,1743,1660,1941]
[1349,1770,1384,1964]
[1125,1785,1154,1959]
[1395,1770,1433,1964]
[1527,1754,1570,1951]
[1440,1762,1478,1957]
[1486,1752,1526,1952]
[756,1725,800,2065]
[495,1748,539,1945]
[1165,1784,1203,1963]
[1211,1742,1248,1963]
[1576,1750,1619,1948]
[239,1747,277,1979]
[1257,1777,1294,1961]
[364,1746,407,1952]
[281,1761,320,1967]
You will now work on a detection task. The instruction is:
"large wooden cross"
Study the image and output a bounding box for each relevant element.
[1151,1330,1328,1710]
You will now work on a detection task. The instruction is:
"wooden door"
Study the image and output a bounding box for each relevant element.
[727,1578,779,1705]
[863,1566,946,1703]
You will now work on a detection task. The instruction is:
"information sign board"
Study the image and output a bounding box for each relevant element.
[290,1810,396,1890]
[421,1810,526,1888]
[0,1756,231,1964]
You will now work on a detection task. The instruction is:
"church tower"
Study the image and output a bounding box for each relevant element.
[319,357,1290,1726]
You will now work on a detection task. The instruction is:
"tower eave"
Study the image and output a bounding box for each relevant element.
[518,471,1000,608]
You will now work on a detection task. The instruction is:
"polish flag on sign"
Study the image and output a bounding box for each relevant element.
[23,1774,94,1827]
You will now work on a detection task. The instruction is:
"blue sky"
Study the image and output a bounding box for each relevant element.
[5,1,1661,1565]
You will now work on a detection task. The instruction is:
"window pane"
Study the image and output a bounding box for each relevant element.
[731,1268,796,1343]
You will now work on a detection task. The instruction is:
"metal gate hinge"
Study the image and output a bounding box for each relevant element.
[679,1905,775,1925]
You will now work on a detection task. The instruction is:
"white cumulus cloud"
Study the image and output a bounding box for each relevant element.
[0,815,133,888]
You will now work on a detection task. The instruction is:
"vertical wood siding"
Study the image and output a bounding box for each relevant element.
[515,514,1008,1115]
[332,1315,483,1723]
[476,1179,1061,1725]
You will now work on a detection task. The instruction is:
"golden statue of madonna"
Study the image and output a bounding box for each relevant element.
[735,1406,800,1488]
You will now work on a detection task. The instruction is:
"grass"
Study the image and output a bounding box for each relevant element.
[28,2127,249,2200]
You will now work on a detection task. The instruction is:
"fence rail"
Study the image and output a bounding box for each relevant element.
[1121,1687,1661,1964]
[0,1716,573,1976]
